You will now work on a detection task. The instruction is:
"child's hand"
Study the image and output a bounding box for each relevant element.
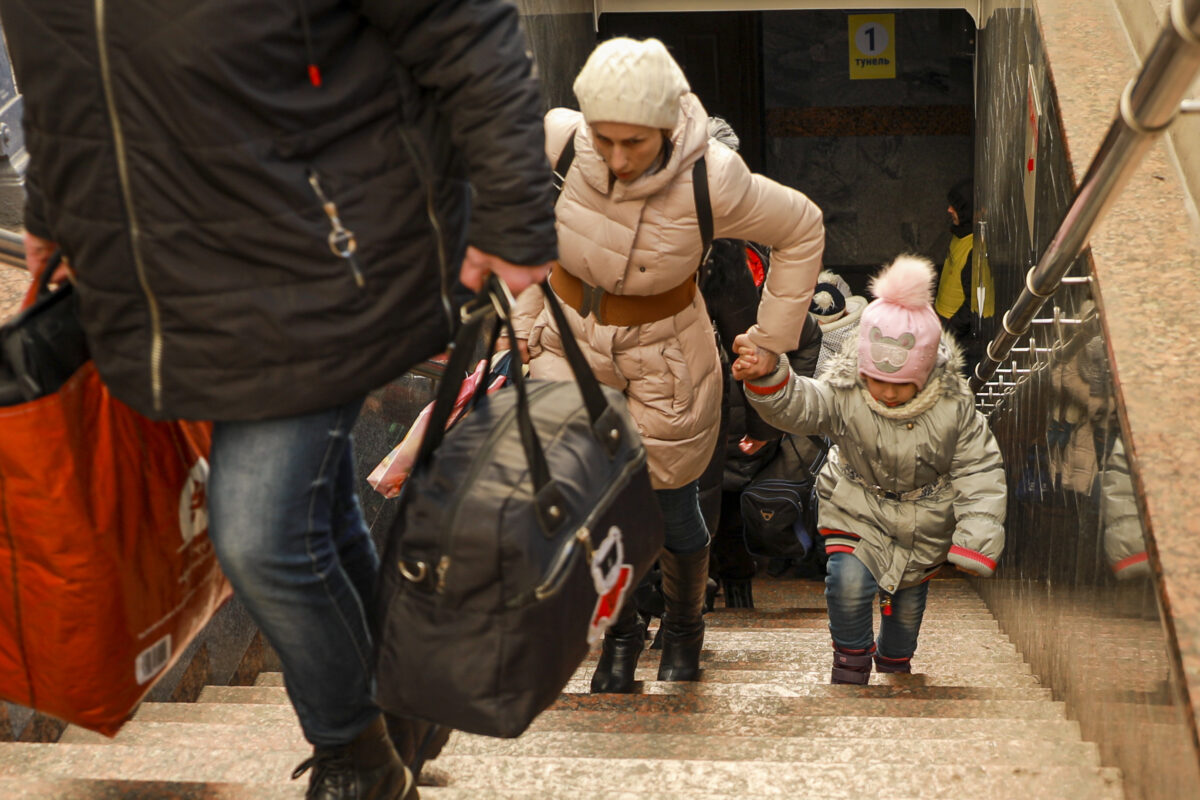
[731,333,778,381]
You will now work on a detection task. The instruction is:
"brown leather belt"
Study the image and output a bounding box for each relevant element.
[548,267,696,327]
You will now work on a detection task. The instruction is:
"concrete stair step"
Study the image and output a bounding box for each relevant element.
[55,722,1098,768]
[571,662,1039,684]
[559,678,1048,698]
[441,731,1101,766]
[408,755,1126,799]
[130,703,1087,743]
[198,685,1064,719]
[696,631,1016,646]
[0,744,311,785]
[0,778,306,799]
[580,645,1025,665]
[546,692,1066,719]
[0,750,1118,800]
[524,709,1085,740]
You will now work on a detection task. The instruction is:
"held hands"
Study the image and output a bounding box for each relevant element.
[494,335,531,364]
[459,246,553,295]
[730,332,779,382]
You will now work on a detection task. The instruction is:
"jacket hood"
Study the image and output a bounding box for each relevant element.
[572,92,711,202]
[822,328,971,407]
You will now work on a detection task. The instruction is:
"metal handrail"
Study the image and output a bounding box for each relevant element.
[0,227,23,269]
[971,0,1200,393]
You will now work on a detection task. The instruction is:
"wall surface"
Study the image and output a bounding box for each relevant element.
[972,0,1200,797]
[761,8,975,290]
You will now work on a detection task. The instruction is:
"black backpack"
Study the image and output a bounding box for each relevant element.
[740,435,828,560]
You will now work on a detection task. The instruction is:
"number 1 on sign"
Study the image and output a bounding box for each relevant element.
[848,13,896,80]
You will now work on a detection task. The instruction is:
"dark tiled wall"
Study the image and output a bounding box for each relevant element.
[761,9,975,288]
[971,3,1200,797]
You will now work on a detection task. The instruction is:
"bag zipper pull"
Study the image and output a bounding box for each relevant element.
[307,172,365,287]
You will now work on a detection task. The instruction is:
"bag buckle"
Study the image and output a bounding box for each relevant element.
[578,280,606,324]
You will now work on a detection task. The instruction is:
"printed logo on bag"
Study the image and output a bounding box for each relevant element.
[179,457,210,546]
[760,509,775,522]
[588,526,634,646]
[868,327,916,374]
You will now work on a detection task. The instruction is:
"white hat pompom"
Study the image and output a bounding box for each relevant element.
[867,254,936,311]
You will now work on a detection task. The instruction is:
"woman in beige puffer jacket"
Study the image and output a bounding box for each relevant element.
[510,37,824,692]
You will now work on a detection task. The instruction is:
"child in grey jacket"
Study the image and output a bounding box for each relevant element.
[732,254,1006,683]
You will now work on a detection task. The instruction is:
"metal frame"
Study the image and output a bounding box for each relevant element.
[972,0,1200,397]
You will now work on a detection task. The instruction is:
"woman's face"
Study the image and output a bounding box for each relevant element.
[590,122,665,182]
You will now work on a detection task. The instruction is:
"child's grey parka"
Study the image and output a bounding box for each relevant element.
[744,333,1006,590]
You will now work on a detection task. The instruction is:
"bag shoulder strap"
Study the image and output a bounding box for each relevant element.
[553,128,577,196]
[692,156,712,270]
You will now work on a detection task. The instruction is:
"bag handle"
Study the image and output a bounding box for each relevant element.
[411,276,594,537]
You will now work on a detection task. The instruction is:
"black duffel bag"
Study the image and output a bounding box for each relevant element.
[374,277,664,738]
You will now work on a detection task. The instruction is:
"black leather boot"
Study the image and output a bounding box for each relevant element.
[590,599,646,693]
[657,546,709,682]
[292,714,417,800]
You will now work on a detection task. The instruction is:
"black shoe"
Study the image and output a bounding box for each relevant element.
[657,546,709,682]
[722,577,754,608]
[292,715,417,800]
[590,601,646,693]
[383,713,451,784]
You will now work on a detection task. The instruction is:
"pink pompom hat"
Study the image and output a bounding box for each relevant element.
[857,255,941,390]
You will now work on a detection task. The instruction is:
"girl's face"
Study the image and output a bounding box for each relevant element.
[590,122,666,182]
[864,375,918,407]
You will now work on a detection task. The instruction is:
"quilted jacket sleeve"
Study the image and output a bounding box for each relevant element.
[742,355,844,439]
[946,402,1007,577]
[706,144,824,354]
[350,0,557,266]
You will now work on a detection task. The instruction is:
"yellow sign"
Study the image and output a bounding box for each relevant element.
[848,14,896,80]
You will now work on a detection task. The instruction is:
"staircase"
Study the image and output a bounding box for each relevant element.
[0,575,1124,799]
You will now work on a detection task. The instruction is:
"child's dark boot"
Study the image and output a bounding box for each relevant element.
[831,643,875,685]
[874,653,913,674]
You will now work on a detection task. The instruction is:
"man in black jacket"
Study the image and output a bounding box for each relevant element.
[1,1,557,797]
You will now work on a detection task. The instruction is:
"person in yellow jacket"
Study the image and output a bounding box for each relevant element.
[934,179,993,377]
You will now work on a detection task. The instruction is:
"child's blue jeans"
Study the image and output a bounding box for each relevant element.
[825,551,929,659]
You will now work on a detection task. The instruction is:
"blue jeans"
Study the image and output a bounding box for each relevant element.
[208,398,379,747]
[825,551,929,659]
[654,480,710,554]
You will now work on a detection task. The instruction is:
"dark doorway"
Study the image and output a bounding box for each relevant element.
[598,12,764,173]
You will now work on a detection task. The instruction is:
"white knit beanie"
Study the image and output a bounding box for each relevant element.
[573,38,690,129]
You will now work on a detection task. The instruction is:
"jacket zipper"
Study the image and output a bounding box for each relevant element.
[396,128,454,334]
[306,172,365,288]
[95,0,165,411]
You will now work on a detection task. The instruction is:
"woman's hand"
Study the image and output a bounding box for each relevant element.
[22,231,72,284]
[459,246,552,295]
[730,332,778,382]
[494,335,531,364]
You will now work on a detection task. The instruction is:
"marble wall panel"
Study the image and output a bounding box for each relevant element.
[761,9,975,279]
[971,2,1200,797]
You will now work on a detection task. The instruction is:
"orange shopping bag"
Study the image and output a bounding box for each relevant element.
[0,265,230,735]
